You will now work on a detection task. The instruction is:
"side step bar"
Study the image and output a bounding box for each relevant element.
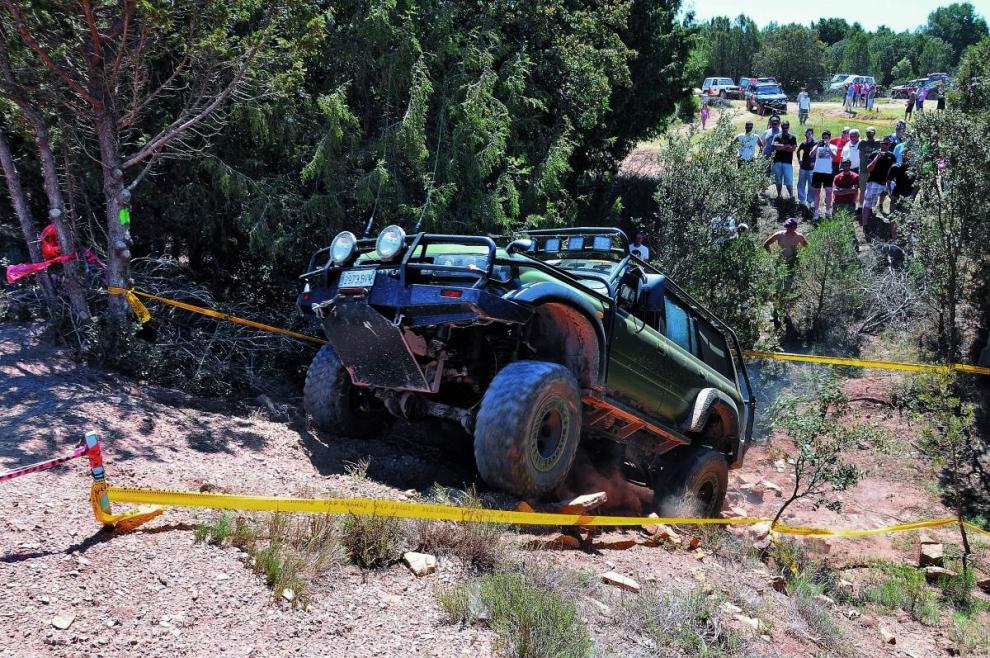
[581,395,689,456]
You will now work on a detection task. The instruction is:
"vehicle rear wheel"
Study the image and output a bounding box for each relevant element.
[304,344,386,437]
[719,90,726,99]
[652,447,729,518]
[474,361,582,498]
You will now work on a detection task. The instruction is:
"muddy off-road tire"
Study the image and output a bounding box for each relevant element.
[304,344,384,437]
[474,361,581,498]
[653,447,729,518]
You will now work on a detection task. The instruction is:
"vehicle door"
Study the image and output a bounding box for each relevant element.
[606,271,706,423]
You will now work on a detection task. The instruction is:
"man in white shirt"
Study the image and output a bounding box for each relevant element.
[629,231,650,260]
[797,88,811,125]
[841,128,861,170]
[736,121,759,164]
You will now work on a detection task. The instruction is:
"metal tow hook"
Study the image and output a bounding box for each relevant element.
[311,299,335,319]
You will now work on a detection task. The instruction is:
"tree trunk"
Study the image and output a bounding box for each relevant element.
[0,130,57,306]
[31,125,91,325]
[93,112,131,321]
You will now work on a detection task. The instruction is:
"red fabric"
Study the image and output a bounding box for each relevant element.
[40,224,61,260]
[5,253,75,284]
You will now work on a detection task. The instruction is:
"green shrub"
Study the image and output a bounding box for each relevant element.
[859,563,939,625]
[340,513,405,569]
[625,586,744,658]
[479,571,593,658]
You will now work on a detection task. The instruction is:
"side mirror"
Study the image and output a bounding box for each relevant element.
[507,238,534,255]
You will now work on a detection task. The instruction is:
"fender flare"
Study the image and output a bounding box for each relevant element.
[505,282,608,387]
[683,388,741,441]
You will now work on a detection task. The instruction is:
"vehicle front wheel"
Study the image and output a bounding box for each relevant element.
[304,344,386,437]
[652,447,729,518]
[474,361,582,498]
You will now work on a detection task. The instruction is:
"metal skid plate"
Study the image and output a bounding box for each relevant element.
[323,301,432,392]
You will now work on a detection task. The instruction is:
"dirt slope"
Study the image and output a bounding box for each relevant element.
[0,322,982,657]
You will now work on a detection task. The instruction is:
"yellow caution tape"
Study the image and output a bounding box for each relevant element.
[744,349,990,377]
[107,486,761,527]
[107,287,327,346]
[112,288,152,324]
[106,486,990,540]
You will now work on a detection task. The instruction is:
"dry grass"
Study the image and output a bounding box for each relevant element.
[413,486,510,572]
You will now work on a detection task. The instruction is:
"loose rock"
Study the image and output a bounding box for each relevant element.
[923,566,957,582]
[918,542,944,567]
[880,627,896,645]
[402,552,437,577]
[600,571,640,593]
[51,614,75,631]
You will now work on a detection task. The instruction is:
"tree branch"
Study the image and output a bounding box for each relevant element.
[1,0,104,109]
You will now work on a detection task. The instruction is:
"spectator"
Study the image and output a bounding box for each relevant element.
[866,83,876,111]
[893,139,908,166]
[936,83,947,111]
[845,84,855,112]
[764,217,808,265]
[905,89,916,121]
[862,136,896,234]
[629,231,650,260]
[890,147,916,210]
[830,127,850,174]
[888,120,906,146]
[797,88,811,125]
[852,82,861,107]
[856,127,880,207]
[844,128,862,161]
[736,121,759,164]
[832,159,860,217]
[770,120,797,199]
[700,100,710,129]
[916,85,927,112]
[759,115,782,159]
[811,130,837,221]
[796,128,816,210]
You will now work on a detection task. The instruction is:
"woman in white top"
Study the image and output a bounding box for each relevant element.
[810,129,838,220]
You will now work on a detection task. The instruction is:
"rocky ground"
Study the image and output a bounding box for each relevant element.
[1,321,987,657]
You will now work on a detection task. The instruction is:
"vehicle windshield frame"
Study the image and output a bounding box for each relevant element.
[755,84,782,95]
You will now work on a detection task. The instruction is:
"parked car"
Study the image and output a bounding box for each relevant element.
[738,76,776,96]
[828,74,875,92]
[745,82,788,115]
[701,77,741,99]
[890,73,951,99]
[298,227,755,514]
[891,78,928,99]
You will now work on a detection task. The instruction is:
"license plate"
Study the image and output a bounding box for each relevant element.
[339,269,376,288]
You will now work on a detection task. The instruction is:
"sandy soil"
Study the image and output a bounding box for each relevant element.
[0,322,984,657]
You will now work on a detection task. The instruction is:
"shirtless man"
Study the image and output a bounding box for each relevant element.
[764,217,808,265]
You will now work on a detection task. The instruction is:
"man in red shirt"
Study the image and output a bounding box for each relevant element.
[832,160,859,217]
[830,127,850,174]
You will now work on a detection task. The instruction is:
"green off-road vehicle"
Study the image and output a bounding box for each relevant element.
[298,227,755,516]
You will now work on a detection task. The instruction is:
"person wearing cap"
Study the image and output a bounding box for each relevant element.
[797,88,811,125]
[736,121,759,164]
[863,136,897,234]
[764,218,808,268]
[832,160,860,217]
[857,127,880,207]
[830,127,850,174]
[769,120,797,199]
[811,130,838,220]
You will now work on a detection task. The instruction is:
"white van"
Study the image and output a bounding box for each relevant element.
[829,74,876,92]
[701,77,741,99]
